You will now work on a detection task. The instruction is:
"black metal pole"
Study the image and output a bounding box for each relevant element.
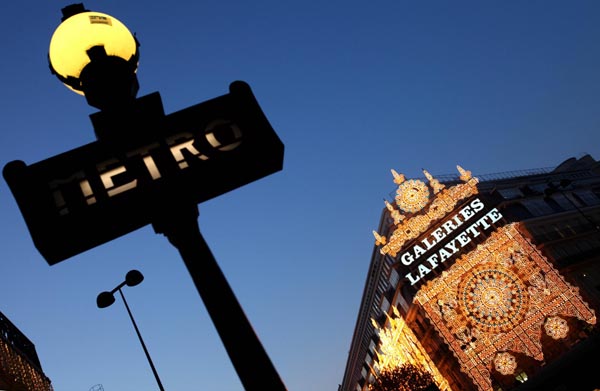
[117,288,166,391]
[154,206,287,391]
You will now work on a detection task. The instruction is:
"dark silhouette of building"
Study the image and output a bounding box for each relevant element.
[340,155,600,391]
[0,311,53,390]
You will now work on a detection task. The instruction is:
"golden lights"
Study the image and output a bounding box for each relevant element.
[373,165,479,257]
[371,307,454,391]
[458,265,527,334]
[493,352,517,376]
[49,11,138,95]
[395,179,431,213]
[544,316,569,340]
[0,338,53,391]
[414,224,596,391]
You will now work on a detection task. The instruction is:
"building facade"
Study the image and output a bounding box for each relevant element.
[340,155,600,391]
[0,311,53,391]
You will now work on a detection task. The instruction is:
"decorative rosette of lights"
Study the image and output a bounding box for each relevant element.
[544,316,569,340]
[494,352,517,375]
[458,266,528,333]
[395,179,431,213]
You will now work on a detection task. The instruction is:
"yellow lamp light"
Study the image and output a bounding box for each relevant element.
[48,4,140,110]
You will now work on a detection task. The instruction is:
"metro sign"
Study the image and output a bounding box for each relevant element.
[3,81,284,265]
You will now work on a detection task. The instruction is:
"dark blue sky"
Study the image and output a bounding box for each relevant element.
[1,1,599,391]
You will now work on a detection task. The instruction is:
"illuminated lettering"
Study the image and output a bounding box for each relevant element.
[452,214,464,227]
[413,244,426,258]
[417,263,431,279]
[432,227,446,241]
[49,120,244,215]
[470,198,484,213]
[444,239,459,254]
[401,252,414,266]
[79,179,96,205]
[142,156,162,180]
[127,143,162,180]
[167,133,209,169]
[476,214,491,229]
[459,205,474,220]
[100,165,137,197]
[422,236,436,250]
[205,120,242,151]
[402,200,505,285]
[442,219,457,234]
[48,171,86,216]
[426,254,439,269]
[456,231,471,246]
[489,208,502,223]
[439,248,453,262]
[465,224,481,238]
[406,272,420,285]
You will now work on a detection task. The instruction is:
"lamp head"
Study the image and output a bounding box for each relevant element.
[125,269,144,287]
[48,3,140,110]
[96,291,116,308]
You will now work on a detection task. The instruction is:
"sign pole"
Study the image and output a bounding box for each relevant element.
[152,204,287,391]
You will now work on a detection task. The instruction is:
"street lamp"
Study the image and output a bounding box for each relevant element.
[2,4,287,391]
[97,270,165,391]
[48,3,139,110]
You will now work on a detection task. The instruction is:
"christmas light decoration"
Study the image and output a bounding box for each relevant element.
[0,337,53,390]
[375,166,479,257]
[371,306,453,391]
[493,352,517,376]
[371,164,597,391]
[396,179,431,213]
[414,224,596,391]
[544,316,569,340]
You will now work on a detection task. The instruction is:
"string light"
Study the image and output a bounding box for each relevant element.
[395,179,431,213]
[376,166,479,257]
[414,224,596,391]
[0,337,53,390]
[371,165,597,391]
[493,352,517,376]
[544,316,569,340]
[371,306,454,391]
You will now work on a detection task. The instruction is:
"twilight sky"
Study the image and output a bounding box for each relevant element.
[0,1,599,391]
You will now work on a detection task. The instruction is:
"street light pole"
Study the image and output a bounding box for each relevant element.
[97,270,165,391]
[153,204,287,391]
[116,287,165,391]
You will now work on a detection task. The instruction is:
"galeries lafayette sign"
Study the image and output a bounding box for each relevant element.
[401,198,502,285]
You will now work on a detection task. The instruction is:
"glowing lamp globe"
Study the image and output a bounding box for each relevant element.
[48,4,140,110]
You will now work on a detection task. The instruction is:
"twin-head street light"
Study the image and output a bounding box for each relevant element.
[96,270,165,391]
[4,3,287,391]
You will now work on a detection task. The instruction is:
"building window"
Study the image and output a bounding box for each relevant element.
[498,188,523,200]
[368,339,376,354]
[573,189,600,206]
[547,193,574,210]
[522,199,554,216]
[380,297,390,314]
[515,371,528,383]
[395,290,410,313]
[388,269,400,288]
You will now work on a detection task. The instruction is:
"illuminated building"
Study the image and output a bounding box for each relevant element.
[0,311,53,391]
[340,155,600,391]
